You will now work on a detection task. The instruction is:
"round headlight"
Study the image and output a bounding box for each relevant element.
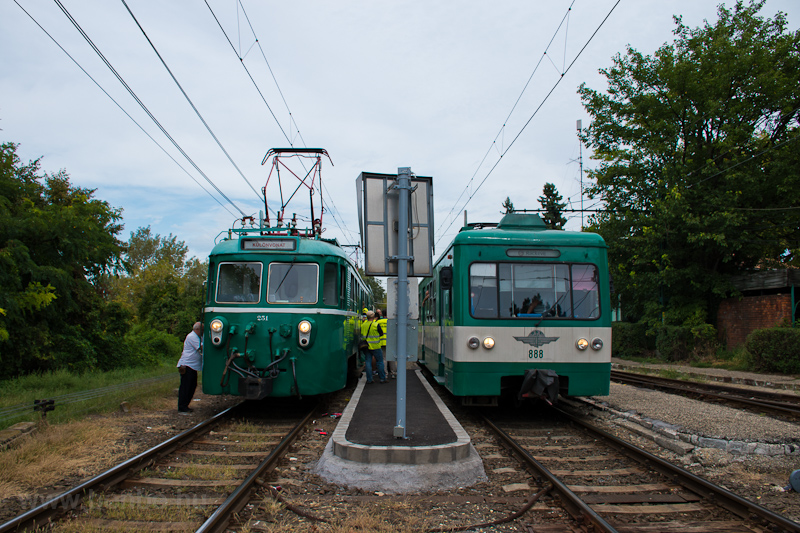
[483,337,495,349]
[210,319,224,333]
[591,337,604,350]
[298,320,312,334]
[467,337,480,349]
[576,338,589,351]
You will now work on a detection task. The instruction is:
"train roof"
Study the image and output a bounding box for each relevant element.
[209,229,350,259]
[451,213,607,248]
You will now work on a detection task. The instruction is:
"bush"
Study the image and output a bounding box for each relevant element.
[124,325,183,367]
[612,322,647,358]
[744,328,800,374]
[654,325,690,362]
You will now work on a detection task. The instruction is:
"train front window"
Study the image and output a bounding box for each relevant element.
[499,263,570,318]
[267,263,318,304]
[216,262,262,303]
[470,261,600,319]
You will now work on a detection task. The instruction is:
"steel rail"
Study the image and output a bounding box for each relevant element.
[195,406,317,533]
[558,406,800,532]
[611,370,800,416]
[0,403,242,533]
[481,414,619,533]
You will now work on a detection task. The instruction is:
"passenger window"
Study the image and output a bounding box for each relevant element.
[469,263,498,318]
[216,262,262,303]
[323,263,339,306]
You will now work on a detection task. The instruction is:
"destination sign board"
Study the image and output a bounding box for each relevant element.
[506,249,561,258]
[242,239,296,251]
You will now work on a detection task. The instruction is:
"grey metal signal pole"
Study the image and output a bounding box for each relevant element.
[393,167,412,438]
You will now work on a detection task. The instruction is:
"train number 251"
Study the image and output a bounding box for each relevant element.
[529,349,544,359]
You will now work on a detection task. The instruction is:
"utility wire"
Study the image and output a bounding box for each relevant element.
[205,1,358,243]
[437,2,576,237]
[13,1,237,219]
[51,0,247,217]
[121,0,262,203]
[435,0,622,246]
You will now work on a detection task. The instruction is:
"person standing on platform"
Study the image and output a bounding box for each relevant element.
[376,309,394,378]
[361,311,386,384]
[177,322,203,414]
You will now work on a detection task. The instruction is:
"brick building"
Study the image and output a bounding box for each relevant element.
[717,269,799,348]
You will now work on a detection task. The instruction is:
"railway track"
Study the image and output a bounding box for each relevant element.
[611,370,800,418]
[483,407,800,532]
[0,400,317,532]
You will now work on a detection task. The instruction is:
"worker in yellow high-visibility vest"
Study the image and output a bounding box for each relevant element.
[360,310,386,383]
[376,308,393,378]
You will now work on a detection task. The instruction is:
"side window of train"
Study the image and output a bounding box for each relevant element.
[322,262,339,306]
[571,264,600,319]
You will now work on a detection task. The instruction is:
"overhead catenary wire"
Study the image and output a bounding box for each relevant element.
[12,1,238,219]
[205,1,359,245]
[121,0,263,203]
[50,0,247,218]
[438,2,577,234]
[435,0,622,247]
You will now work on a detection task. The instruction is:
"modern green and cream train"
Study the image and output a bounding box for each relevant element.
[418,213,611,405]
[202,223,371,400]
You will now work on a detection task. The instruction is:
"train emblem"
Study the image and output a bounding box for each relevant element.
[513,330,559,347]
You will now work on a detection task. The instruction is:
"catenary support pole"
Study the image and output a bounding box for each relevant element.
[394,167,412,438]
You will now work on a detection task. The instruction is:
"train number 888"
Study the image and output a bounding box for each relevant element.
[528,349,544,359]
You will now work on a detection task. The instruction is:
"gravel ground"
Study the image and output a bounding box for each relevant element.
[594,381,800,442]
[2,366,800,530]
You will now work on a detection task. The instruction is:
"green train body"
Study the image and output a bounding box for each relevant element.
[202,227,371,399]
[419,213,611,405]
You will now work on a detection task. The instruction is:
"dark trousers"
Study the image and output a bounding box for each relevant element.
[178,367,198,411]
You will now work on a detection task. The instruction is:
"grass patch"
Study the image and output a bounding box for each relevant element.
[0,363,179,430]
[0,419,129,500]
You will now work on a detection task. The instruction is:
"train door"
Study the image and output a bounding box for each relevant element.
[439,266,453,372]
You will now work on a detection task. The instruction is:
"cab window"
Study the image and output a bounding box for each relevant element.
[216,262,262,303]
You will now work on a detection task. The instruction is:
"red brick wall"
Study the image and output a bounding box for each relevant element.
[717,294,792,348]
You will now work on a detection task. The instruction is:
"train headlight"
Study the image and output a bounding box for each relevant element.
[483,337,495,349]
[297,319,313,348]
[591,337,604,351]
[576,338,589,351]
[467,337,480,349]
[209,318,227,346]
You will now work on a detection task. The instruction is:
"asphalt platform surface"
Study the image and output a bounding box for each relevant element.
[345,371,457,447]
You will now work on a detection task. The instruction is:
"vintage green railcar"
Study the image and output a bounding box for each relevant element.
[419,213,611,405]
[202,225,371,399]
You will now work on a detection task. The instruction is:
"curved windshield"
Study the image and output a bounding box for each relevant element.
[469,262,600,319]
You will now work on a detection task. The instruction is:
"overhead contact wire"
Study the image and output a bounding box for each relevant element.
[436,0,622,245]
[121,0,263,203]
[51,0,246,217]
[13,1,236,218]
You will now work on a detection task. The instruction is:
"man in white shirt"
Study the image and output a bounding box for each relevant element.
[177,322,203,414]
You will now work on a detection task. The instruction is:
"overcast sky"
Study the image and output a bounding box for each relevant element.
[2,1,798,264]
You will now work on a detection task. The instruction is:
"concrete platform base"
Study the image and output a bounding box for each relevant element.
[314,440,487,494]
[313,370,486,493]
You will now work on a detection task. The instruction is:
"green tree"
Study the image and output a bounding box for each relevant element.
[538,183,567,230]
[579,0,800,326]
[358,268,387,309]
[109,226,206,338]
[0,142,127,376]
